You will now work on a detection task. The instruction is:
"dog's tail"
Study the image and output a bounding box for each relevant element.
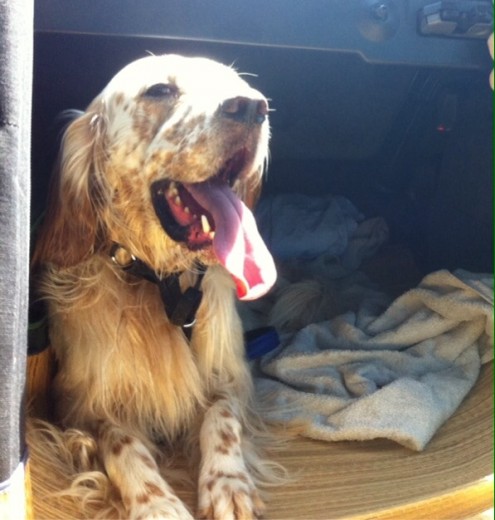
[269,279,340,333]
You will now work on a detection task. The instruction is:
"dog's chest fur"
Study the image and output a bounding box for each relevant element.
[46,257,247,438]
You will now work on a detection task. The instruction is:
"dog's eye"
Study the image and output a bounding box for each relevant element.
[142,83,177,99]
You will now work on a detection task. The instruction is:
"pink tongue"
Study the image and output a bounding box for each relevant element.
[185,181,276,300]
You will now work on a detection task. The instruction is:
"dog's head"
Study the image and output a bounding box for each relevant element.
[35,54,276,300]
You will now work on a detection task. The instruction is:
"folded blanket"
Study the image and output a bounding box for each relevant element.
[254,269,493,451]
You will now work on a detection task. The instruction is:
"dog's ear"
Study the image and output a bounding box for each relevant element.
[32,105,108,269]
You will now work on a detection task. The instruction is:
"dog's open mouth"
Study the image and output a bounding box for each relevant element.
[151,150,276,300]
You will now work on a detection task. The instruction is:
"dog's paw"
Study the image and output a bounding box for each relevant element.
[130,497,194,520]
[197,471,266,520]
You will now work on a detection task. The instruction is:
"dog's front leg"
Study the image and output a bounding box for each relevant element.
[98,423,194,520]
[197,398,265,520]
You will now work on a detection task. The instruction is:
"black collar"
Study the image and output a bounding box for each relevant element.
[110,243,207,340]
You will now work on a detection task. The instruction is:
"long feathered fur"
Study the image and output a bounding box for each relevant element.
[29,54,285,520]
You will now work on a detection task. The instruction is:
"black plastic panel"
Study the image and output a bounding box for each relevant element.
[34,0,492,69]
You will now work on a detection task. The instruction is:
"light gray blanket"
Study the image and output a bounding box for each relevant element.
[254,269,493,451]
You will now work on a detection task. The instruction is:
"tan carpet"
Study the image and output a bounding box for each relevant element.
[27,362,493,519]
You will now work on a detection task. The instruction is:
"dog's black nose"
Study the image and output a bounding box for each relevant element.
[221,96,268,125]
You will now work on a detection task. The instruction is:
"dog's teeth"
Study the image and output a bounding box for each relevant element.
[175,196,182,206]
[209,231,215,239]
[168,182,178,197]
[184,206,190,214]
[201,214,211,234]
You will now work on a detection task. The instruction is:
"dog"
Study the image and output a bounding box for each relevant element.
[31,54,279,520]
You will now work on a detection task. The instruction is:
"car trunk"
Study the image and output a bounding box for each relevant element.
[28,2,493,519]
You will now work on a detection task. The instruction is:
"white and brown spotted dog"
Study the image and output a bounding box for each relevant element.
[31,54,279,519]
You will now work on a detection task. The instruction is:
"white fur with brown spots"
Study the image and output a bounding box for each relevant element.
[30,54,282,520]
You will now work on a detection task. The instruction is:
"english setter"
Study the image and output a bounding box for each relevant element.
[32,54,278,519]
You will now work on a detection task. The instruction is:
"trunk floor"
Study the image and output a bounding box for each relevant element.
[27,245,493,519]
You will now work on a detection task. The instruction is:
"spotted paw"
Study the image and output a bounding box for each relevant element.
[197,470,265,520]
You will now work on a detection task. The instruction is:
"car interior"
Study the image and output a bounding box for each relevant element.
[1,1,493,519]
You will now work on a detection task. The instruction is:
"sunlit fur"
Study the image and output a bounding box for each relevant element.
[29,54,282,519]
